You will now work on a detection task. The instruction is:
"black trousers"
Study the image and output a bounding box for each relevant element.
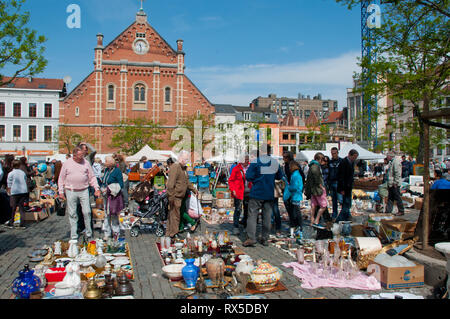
[9,193,28,226]
[386,186,405,214]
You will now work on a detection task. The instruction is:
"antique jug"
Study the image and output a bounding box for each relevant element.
[115,271,134,296]
[12,264,41,299]
[85,279,102,299]
[205,255,225,285]
[103,273,115,297]
[67,240,79,258]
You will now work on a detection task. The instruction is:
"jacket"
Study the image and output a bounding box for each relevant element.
[167,162,196,199]
[283,169,303,204]
[304,160,324,198]
[245,155,283,201]
[328,157,342,184]
[101,167,124,189]
[387,157,402,187]
[7,169,28,195]
[228,163,246,200]
[337,157,355,194]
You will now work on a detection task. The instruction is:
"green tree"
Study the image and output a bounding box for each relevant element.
[0,0,47,86]
[337,0,450,164]
[56,124,96,154]
[110,118,163,155]
[170,113,215,162]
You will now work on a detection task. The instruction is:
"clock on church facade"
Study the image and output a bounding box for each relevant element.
[60,9,213,154]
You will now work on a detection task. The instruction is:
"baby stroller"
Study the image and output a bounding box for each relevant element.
[130,186,169,237]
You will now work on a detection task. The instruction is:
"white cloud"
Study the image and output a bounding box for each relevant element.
[186,51,361,108]
[188,51,360,87]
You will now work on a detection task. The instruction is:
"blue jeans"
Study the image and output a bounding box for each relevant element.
[233,198,243,228]
[336,193,352,222]
[330,181,342,219]
[272,199,281,231]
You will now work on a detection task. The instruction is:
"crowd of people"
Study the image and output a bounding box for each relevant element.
[1,144,449,244]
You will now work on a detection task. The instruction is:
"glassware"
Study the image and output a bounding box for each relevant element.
[165,237,171,249]
[310,262,318,275]
[160,237,166,250]
[296,248,305,264]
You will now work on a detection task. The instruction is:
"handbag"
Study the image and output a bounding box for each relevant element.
[55,198,66,216]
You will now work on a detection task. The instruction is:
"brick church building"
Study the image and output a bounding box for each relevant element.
[61,8,213,154]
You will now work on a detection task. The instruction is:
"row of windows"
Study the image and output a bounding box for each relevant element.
[107,84,172,103]
[0,102,53,118]
[0,125,52,142]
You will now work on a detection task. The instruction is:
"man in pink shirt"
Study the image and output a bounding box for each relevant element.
[58,146,100,241]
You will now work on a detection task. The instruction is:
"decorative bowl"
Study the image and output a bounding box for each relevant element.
[162,264,184,280]
[250,262,282,292]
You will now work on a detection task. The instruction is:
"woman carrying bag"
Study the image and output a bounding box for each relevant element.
[101,156,124,240]
[283,161,304,238]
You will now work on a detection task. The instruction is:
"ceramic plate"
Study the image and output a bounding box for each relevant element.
[113,253,127,257]
[110,257,130,266]
[30,257,44,262]
[104,255,115,262]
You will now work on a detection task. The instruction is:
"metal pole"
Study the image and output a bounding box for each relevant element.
[422,97,430,250]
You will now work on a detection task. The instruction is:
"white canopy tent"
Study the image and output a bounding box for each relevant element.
[126,145,168,162]
[205,153,239,163]
[154,150,178,160]
[339,143,385,161]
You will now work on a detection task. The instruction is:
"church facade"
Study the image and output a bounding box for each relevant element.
[60,9,213,154]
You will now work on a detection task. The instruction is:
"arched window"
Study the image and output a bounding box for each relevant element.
[134,84,146,102]
[164,87,171,103]
[108,84,115,101]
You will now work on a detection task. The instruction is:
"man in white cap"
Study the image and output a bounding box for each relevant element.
[385,151,405,216]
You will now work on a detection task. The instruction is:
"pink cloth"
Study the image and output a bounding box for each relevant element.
[282,262,381,290]
[58,158,99,194]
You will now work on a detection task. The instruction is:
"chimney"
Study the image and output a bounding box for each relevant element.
[96,33,104,47]
[177,39,184,52]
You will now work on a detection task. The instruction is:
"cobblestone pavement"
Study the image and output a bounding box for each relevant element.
[0,205,435,299]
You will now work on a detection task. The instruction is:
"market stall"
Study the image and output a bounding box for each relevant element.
[12,237,135,299]
[157,231,288,296]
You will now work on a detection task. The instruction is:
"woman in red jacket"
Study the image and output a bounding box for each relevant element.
[228,155,251,235]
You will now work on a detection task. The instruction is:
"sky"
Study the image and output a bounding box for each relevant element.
[10,0,363,109]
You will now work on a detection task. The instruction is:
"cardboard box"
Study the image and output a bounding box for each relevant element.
[401,196,414,204]
[367,214,394,232]
[23,209,49,222]
[381,218,417,233]
[216,191,231,199]
[414,198,423,210]
[92,208,105,220]
[368,261,424,289]
[216,199,233,208]
[40,198,55,206]
[195,168,209,176]
[351,224,366,237]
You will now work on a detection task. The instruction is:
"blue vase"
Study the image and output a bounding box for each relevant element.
[182,258,199,288]
[12,264,41,299]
